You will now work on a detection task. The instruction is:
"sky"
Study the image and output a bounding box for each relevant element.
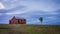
[0,0,60,25]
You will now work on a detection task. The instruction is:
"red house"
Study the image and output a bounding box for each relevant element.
[9,16,26,24]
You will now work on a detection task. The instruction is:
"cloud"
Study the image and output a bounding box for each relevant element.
[0,2,5,9]
[19,0,60,11]
[0,13,3,16]
[5,6,27,15]
[1,0,60,11]
[2,0,59,13]
[5,11,26,15]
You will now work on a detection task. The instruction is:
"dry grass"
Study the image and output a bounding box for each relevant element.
[0,24,60,34]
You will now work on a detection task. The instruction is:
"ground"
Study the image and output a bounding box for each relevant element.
[0,24,60,34]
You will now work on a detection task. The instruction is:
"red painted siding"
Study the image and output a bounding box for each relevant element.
[9,16,26,24]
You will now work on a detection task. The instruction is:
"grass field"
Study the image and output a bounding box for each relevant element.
[0,24,60,34]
